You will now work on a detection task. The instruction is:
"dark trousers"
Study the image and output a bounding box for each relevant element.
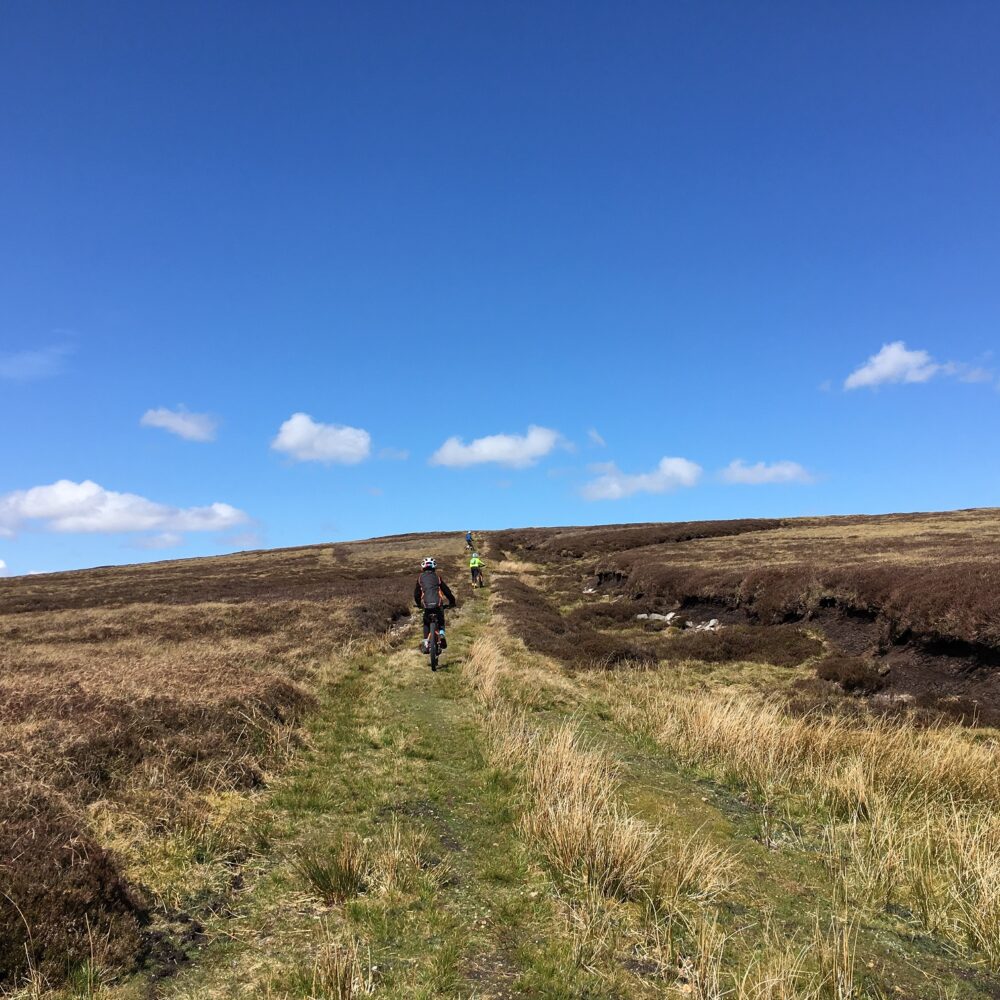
[422,607,445,638]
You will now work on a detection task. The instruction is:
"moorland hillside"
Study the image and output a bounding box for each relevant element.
[3,510,1000,998]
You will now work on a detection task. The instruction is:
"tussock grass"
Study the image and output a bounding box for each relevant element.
[628,689,999,805]
[307,936,374,1000]
[522,724,658,900]
[661,915,859,1000]
[263,929,375,999]
[648,831,742,914]
[292,820,434,905]
[291,833,372,903]
[563,888,628,977]
[627,685,1000,964]
[462,635,506,707]
[734,921,858,1000]
[467,636,659,900]
[367,817,433,895]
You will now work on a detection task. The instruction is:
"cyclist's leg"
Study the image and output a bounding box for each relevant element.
[437,608,447,648]
[421,609,433,652]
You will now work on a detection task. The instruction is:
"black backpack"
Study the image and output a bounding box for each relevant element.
[418,570,444,608]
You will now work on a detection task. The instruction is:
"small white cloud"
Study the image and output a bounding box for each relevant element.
[721,459,814,485]
[272,413,371,464]
[947,363,993,384]
[587,428,606,447]
[378,447,409,461]
[581,457,702,501]
[843,342,994,391]
[0,559,8,576]
[430,425,560,468]
[0,343,73,380]
[844,341,939,389]
[141,406,218,442]
[0,480,248,536]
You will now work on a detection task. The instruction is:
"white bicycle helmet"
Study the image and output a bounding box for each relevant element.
[421,557,436,570]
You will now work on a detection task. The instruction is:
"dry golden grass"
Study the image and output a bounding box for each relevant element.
[522,723,659,900]
[629,690,1000,805]
[260,928,375,1000]
[621,682,1000,964]
[648,831,742,914]
[731,920,858,1000]
[465,636,658,899]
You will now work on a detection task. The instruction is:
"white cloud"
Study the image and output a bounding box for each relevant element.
[581,457,702,501]
[844,341,940,389]
[587,428,606,447]
[0,480,248,536]
[843,341,995,390]
[0,559,8,576]
[721,459,814,485]
[0,343,73,380]
[430,425,560,468]
[945,363,993,384]
[272,413,371,464]
[141,406,218,442]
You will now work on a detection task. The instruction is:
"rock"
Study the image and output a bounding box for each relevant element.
[636,613,649,620]
[583,588,596,594]
[648,613,671,621]
[665,612,676,622]
[708,619,719,629]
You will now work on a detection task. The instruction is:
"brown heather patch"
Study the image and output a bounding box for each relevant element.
[494,577,656,668]
[0,537,461,988]
[492,518,780,561]
[0,787,148,985]
[661,624,823,668]
[491,509,1000,717]
[816,655,886,695]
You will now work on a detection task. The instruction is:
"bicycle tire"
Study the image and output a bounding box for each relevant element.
[429,628,439,670]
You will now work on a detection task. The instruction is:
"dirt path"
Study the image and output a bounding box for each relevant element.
[159,583,582,999]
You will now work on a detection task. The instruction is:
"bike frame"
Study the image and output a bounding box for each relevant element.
[428,616,441,670]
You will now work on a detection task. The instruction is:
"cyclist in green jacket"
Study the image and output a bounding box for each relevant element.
[469,552,484,588]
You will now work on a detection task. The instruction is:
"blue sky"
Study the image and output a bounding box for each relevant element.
[2,1,999,574]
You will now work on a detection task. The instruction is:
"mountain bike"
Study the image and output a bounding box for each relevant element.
[428,618,441,671]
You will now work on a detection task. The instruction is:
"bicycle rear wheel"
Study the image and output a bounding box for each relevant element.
[429,627,439,670]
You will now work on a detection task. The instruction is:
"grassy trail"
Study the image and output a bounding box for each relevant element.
[152,566,998,999]
[161,584,578,999]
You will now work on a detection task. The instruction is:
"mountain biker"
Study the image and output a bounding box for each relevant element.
[414,557,456,654]
[465,530,475,551]
[469,551,484,588]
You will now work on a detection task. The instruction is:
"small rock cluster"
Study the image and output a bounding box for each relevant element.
[636,612,721,632]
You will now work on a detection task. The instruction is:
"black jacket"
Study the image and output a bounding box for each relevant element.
[414,571,457,609]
